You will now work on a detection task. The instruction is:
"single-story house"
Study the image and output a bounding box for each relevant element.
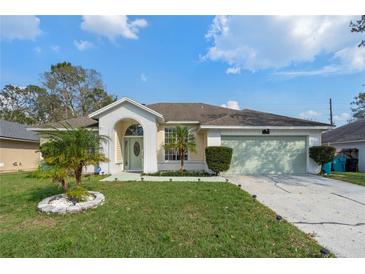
[322,118,365,172]
[30,97,331,175]
[0,120,40,173]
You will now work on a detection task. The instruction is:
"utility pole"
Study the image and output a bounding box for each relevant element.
[329,98,334,126]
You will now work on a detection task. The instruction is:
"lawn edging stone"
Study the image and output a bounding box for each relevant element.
[37,191,105,214]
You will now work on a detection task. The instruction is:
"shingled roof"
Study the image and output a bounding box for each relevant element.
[0,120,40,142]
[30,102,331,129]
[322,119,365,144]
[33,117,98,129]
[147,103,232,124]
[148,103,331,127]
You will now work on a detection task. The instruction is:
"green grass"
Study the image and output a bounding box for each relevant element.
[326,172,365,187]
[0,172,325,258]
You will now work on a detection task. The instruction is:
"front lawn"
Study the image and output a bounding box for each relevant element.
[326,172,365,187]
[0,172,325,257]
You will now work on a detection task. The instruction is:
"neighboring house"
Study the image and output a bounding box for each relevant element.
[322,119,365,172]
[29,97,331,175]
[0,120,40,173]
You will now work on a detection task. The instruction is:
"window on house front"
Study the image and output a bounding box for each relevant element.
[125,124,143,136]
[164,128,188,161]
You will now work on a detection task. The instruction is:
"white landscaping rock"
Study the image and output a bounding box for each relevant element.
[37,191,105,214]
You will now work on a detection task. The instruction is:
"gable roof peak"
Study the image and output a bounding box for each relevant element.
[89,97,164,119]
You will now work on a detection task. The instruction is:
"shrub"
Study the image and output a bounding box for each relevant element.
[205,146,233,175]
[143,170,211,177]
[66,187,89,202]
[29,166,47,179]
[309,146,336,173]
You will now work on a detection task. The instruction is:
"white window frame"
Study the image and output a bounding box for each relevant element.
[164,127,189,161]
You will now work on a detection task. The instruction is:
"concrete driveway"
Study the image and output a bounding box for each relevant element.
[226,175,365,257]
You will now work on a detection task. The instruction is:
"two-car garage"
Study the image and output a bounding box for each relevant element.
[221,136,307,175]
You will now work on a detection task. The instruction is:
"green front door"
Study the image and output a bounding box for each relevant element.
[128,137,143,171]
[221,136,307,175]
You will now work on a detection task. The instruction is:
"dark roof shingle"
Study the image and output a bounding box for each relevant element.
[0,120,40,142]
[147,103,231,124]
[322,119,365,143]
[148,103,331,127]
[31,103,331,130]
[34,117,98,129]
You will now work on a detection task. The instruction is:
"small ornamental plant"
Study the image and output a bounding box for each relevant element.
[309,145,336,174]
[205,146,233,175]
[66,187,89,202]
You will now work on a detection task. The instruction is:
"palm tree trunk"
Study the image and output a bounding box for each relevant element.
[75,164,83,187]
[61,178,68,192]
[180,149,184,174]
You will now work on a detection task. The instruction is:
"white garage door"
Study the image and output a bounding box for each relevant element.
[221,136,307,175]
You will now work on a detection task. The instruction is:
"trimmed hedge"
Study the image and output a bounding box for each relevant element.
[309,145,336,166]
[142,170,211,177]
[205,146,233,175]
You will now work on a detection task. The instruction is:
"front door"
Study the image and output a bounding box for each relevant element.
[128,137,143,171]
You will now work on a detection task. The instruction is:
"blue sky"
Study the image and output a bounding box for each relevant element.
[1,15,364,126]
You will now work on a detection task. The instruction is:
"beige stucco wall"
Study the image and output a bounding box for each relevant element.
[98,101,159,174]
[0,139,40,172]
[157,124,207,163]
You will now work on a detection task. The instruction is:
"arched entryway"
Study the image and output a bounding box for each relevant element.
[114,119,144,172]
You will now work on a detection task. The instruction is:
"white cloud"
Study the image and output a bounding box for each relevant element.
[34,47,42,54]
[226,66,241,75]
[334,112,351,124]
[140,73,147,82]
[275,66,339,77]
[299,110,322,120]
[334,46,365,72]
[81,16,148,41]
[0,16,41,41]
[277,46,365,77]
[50,45,60,52]
[221,100,240,110]
[203,16,364,76]
[74,40,94,51]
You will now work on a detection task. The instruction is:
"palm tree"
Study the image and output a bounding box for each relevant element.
[34,161,69,191]
[164,125,196,173]
[40,124,109,188]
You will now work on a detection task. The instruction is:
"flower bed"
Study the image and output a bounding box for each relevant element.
[142,170,213,177]
[37,191,105,214]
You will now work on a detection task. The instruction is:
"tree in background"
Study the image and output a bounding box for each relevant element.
[0,84,62,124]
[0,85,35,125]
[42,62,115,119]
[0,62,116,124]
[351,92,365,119]
[350,15,365,47]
